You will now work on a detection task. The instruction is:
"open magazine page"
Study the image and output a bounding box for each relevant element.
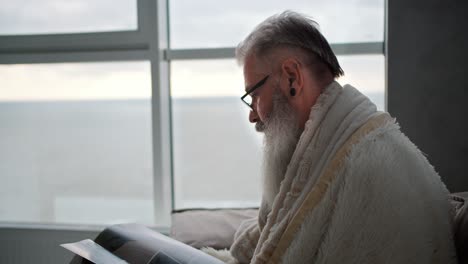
[61,239,127,264]
[62,223,224,264]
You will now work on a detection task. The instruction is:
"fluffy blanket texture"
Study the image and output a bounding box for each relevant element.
[206,82,457,263]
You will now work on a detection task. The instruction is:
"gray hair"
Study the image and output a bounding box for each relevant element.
[236,11,344,78]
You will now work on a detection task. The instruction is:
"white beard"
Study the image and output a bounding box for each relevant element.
[261,90,301,209]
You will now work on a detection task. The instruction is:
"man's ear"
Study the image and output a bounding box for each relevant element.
[281,58,304,96]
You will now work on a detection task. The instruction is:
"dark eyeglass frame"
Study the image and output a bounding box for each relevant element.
[240,75,270,109]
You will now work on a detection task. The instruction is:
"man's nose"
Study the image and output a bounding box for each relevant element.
[249,110,259,123]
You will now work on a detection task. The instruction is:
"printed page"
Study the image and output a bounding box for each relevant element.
[61,239,128,264]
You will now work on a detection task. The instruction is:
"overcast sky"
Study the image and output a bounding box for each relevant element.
[0,0,384,100]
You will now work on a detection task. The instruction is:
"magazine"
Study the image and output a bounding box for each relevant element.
[62,239,128,264]
[61,223,224,264]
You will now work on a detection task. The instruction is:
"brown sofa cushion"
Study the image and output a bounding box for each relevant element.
[170,208,258,250]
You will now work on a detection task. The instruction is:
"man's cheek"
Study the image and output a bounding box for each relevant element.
[257,103,272,122]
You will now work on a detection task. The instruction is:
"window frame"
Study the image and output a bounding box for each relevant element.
[0,0,386,229]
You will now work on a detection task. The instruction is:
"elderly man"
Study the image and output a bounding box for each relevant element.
[205,11,457,264]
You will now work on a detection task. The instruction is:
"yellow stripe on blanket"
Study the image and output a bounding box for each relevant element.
[269,112,392,263]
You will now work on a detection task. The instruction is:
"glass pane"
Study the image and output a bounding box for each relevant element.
[337,55,385,111]
[0,0,137,35]
[171,59,263,209]
[171,56,384,209]
[170,0,384,49]
[0,61,155,226]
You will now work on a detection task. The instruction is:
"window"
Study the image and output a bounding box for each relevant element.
[0,62,154,225]
[171,59,262,209]
[0,0,137,35]
[337,55,385,110]
[170,0,384,48]
[0,0,385,227]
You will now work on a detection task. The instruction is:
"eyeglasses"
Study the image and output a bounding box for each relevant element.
[240,75,270,109]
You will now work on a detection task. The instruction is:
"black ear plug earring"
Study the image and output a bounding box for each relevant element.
[289,78,296,96]
[290,88,296,96]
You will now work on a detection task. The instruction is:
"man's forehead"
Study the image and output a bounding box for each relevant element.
[243,71,265,92]
[243,56,268,91]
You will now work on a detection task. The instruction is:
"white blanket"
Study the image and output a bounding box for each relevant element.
[227,82,457,263]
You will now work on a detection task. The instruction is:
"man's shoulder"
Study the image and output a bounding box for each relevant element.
[344,118,437,179]
[341,117,447,195]
[349,116,416,161]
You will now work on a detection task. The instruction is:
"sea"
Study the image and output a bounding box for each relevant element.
[0,93,384,225]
